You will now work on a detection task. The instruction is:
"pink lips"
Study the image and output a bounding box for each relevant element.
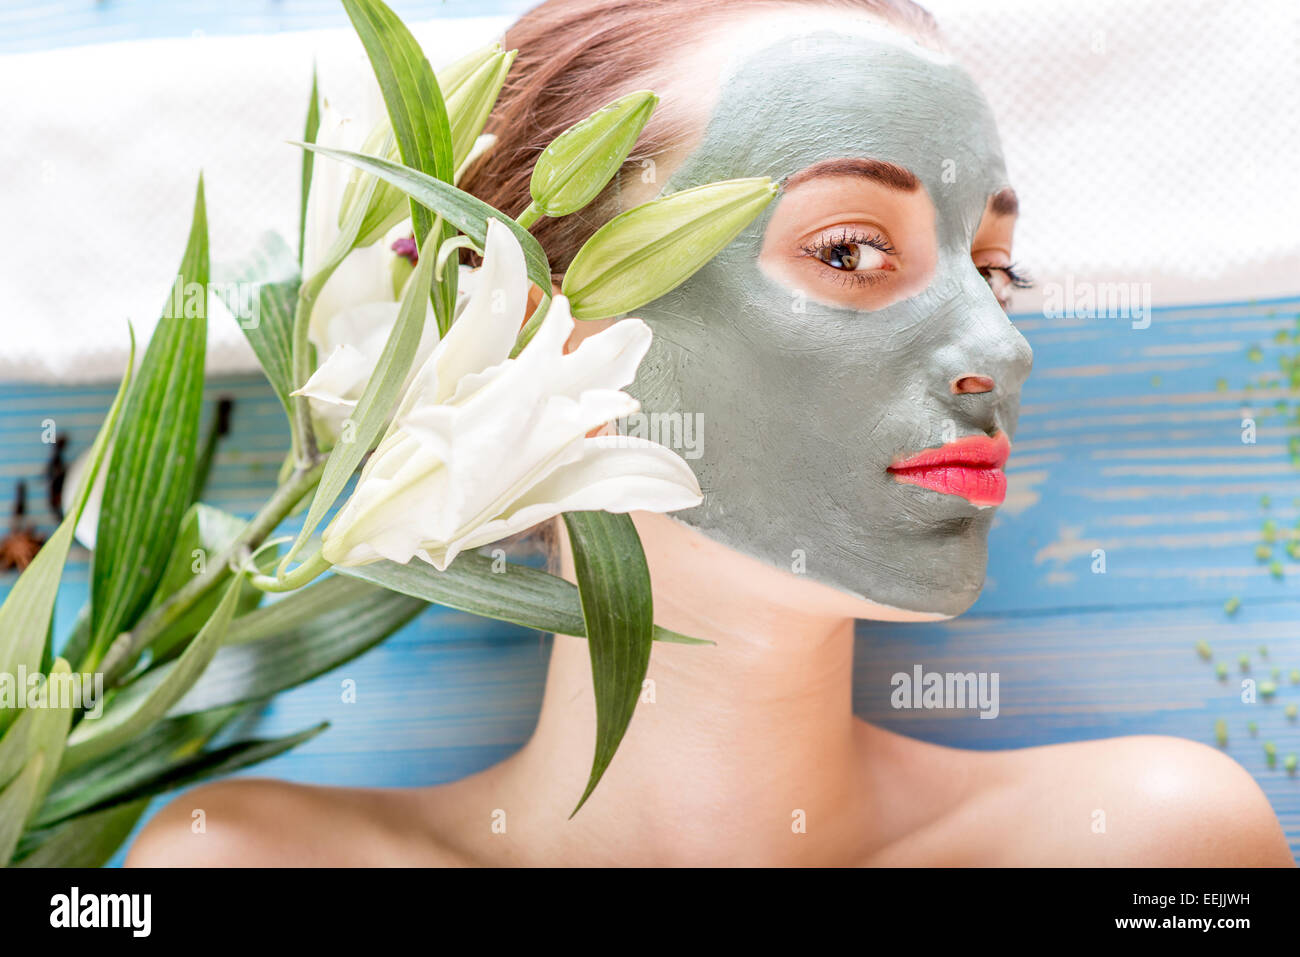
[887,432,1011,507]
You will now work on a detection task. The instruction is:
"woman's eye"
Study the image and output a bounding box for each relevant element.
[803,231,897,277]
[813,241,888,272]
[979,266,1012,305]
[977,263,1032,311]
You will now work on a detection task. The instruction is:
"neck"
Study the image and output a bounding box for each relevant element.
[502,512,872,865]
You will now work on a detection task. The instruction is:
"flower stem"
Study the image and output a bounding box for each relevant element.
[92,459,326,685]
[289,263,338,467]
[515,201,543,230]
[510,293,552,358]
[250,550,331,593]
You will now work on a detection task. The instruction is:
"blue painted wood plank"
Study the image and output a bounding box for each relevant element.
[1,292,1298,863]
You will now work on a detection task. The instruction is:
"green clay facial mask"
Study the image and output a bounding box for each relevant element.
[630,21,1033,616]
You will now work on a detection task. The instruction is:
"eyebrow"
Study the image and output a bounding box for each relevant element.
[989,187,1019,217]
[783,157,920,192]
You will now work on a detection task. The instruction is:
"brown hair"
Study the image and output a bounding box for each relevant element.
[458,0,943,275]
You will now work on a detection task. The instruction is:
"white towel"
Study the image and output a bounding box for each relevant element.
[1,0,1296,384]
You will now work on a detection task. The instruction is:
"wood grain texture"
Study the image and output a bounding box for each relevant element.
[1,294,1297,862]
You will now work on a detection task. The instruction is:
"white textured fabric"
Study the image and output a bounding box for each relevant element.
[924,0,1300,316]
[0,17,513,384]
[1,0,1296,383]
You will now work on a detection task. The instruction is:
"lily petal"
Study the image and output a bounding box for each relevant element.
[432,218,529,402]
[424,437,702,570]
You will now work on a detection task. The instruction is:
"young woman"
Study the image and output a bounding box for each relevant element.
[128,0,1291,866]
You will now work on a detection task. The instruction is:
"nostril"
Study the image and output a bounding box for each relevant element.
[952,374,995,395]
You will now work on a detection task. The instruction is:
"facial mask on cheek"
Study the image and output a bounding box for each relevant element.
[629,27,1033,616]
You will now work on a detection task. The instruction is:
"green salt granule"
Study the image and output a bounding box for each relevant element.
[1248,346,1263,362]
[1259,680,1277,697]
[1239,653,1251,671]
[1286,704,1297,720]
[1255,544,1273,562]
[1195,640,1212,661]
[1286,754,1298,775]
[1216,662,1229,680]
[1224,596,1241,615]
[1291,669,1299,684]
[1270,560,1284,579]
[1248,720,1258,736]
[1214,719,1228,748]
[1265,741,1277,768]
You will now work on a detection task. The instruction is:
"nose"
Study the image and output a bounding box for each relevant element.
[930,271,1034,417]
[951,374,995,395]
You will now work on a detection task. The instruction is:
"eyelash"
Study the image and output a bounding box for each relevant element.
[980,263,1034,289]
[796,230,1036,301]
[799,228,898,286]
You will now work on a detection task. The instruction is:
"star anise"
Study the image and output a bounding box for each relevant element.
[0,481,46,572]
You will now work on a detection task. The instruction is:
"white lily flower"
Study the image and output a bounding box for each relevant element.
[320,219,703,570]
[297,97,439,443]
[301,100,399,329]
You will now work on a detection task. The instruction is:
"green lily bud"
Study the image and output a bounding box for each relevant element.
[338,121,408,248]
[436,42,502,96]
[337,45,512,250]
[561,176,777,320]
[530,90,658,218]
[445,48,516,168]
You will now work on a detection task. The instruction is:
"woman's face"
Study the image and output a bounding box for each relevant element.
[628,17,1033,617]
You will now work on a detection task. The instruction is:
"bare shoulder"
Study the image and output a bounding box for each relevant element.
[981,735,1293,866]
[126,777,470,867]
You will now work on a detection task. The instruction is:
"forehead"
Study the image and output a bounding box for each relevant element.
[667,14,1009,228]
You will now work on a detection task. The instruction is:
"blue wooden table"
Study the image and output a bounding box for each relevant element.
[3,294,1298,862]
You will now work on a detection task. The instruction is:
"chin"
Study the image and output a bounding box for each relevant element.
[832,528,992,621]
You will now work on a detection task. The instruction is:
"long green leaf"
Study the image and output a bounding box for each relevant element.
[299,144,552,292]
[38,722,328,828]
[63,575,242,773]
[217,231,299,411]
[125,575,425,718]
[341,0,456,328]
[285,227,437,565]
[299,65,321,267]
[15,798,149,868]
[0,699,41,791]
[338,552,707,645]
[222,573,387,645]
[56,605,92,679]
[0,328,134,696]
[35,707,239,829]
[89,177,210,667]
[563,511,654,816]
[24,659,74,826]
[144,503,275,659]
[0,754,43,865]
[0,659,71,798]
